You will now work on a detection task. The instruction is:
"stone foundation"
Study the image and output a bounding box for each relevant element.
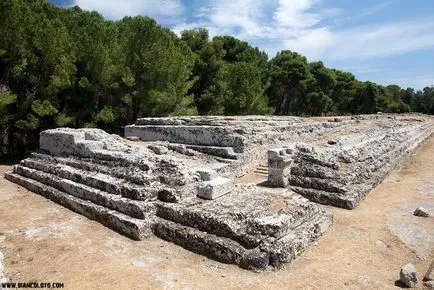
[126,116,358,177]
[5,114,433,270]
[5,126,333,271]
[268,116,434,209]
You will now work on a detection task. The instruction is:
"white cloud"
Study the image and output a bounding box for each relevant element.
[358,2,392,18]
[207,0,270,38]
[283,27,333,60]
[274,0,321,28]
[312,19,434,61]
[177,0,434,66]
[73,0,184,20]
[71,0,434,74]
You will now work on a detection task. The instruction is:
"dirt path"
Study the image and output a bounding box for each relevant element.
[1,137,433,289]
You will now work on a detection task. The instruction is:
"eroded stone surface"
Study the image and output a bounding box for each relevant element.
[5,114,433,271]
[414,207,430,217]
[154,185,332,271]
[0,250,5,283]
[268,117,434,208]
[400,263,418,288]
[197,177,233,200]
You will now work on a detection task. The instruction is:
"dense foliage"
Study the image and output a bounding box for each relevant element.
[0,0,433,154]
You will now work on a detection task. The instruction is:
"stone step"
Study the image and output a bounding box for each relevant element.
[262,211,332,269]
[4,172,152,240]
[20,158,162,201]
[254,173,268,177]
[156,204,259,249]
[13,165,154,219]
[254,168,268,173]
[152,207,332,271]
[31,153,157,186]
[125,125,247,153]
[155,187,325,250]
[286,124,434,209]
[197,177,233,200]
[184,144,239,160]
[152,219,269,271]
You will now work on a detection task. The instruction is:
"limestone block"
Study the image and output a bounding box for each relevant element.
[125,125,247,153]
[148,144,168,155]
[268,148,294,187]
[196,168,218,181]
[413,207,430,217]
[197,177,233,199]
[40,128,84,155]
[400,263,418,288]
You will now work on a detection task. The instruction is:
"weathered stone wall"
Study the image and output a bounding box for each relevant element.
[126,116,358,178]
[5,125,333,271]
[6,115,432,271]
[268,117,434,208]
[153,185,332,271]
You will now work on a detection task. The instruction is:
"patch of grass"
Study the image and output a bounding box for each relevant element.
[17,246,23,252]
[27,257,33,262]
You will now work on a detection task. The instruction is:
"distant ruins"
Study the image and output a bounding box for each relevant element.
[5,114,434,271]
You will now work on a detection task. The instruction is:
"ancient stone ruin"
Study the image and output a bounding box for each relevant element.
[268,115,434,208]
[4,114,433,271]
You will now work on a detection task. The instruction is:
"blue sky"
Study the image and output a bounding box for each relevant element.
[49,0,434,90]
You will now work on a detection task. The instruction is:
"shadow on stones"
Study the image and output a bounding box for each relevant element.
[394,279,406,288]
[0,153,30,165]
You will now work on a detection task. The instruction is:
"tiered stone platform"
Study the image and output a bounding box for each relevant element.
[5,114,433,270]
[125,116,357,176]
[5,126,332,271]
[268,115,434,209]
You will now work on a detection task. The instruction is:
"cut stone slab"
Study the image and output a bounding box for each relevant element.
[4,172,152,240]
[268,118,434,209]
[197,177,233,199]
[148,144,168,155]
[400,263,419,288]
[154,185,332,271]
[6,116,433,271]
[414,207,430,217]
[196,168,218,181]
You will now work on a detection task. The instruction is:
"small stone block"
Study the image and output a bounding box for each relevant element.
[400,263,418,288]
[148,144,168,155]
[413,207,430,217]
[197,177,233,200]
[196,168,218,181]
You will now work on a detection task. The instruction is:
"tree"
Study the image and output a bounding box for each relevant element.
[267,51,311,115]
[0,0,432,157]
[223,62,272,115]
